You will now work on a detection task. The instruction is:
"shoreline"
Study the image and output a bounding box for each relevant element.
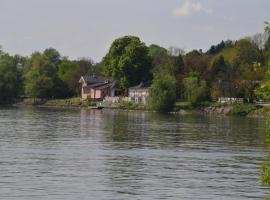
[7,99,270,118]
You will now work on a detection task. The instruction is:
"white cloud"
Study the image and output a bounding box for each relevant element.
[173,0,212,17]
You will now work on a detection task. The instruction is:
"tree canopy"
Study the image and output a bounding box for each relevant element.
[102,36,151,91]
[147,73,177,112]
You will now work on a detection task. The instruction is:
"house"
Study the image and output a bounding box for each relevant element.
[79,76,121,100]
[128,82,151,104]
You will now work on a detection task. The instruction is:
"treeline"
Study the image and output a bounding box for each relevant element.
[1,24,270,111]
[101,31,270,111]
[0,48,102,103]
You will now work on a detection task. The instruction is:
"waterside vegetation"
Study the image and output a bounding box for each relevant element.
[1,22,270,114]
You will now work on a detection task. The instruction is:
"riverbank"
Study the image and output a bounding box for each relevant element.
[11,98,270,118]
[173,101,270,118]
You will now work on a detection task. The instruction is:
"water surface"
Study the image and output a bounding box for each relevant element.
[0,107,268,199]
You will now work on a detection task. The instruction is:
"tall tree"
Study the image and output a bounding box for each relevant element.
[24,52,63,99]
[103,36,151,91]
[147,73,177,112]
[183,73,207,105]
[0,54,22,103]
[233,39,264,102]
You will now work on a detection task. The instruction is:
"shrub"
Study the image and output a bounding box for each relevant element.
[84,99,96,107]
[228,103,257,116]
[183,74,207,106]
[147,73,177,112]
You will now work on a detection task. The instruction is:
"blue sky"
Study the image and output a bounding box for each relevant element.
[0,0,269,62]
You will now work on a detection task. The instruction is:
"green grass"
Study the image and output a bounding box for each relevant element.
[44,97,82,107]
[250,106,270,117]
[174,101,227,110]
[228,103,258,116]
[174,101,192,109]
[120,101,147,110]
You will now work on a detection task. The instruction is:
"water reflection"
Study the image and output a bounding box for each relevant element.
[0,107,268,199]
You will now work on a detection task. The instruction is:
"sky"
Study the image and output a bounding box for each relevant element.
[0,0,269,62]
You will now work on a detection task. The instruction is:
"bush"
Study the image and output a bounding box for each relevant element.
[228,103,257,116]
[183,74,207,106]
[147,74,177,112]
[83,99,97,107]
[120,102,138,110]
[251,106,270,116]
[261,162,270,186]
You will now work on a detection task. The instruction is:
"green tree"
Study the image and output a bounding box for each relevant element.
[0,54,22,103]
[58,58,93,96]
[210,56,228,80]
[255,62,270,100]
[44,48,61,66]
[103,36,151,92]
[184,52,210,81]
[233,39,264,102]
[234,39,262,66]
[148,44,167,58]
[24,52,62,99]
[183,74,207,105]
[147,73,177,112]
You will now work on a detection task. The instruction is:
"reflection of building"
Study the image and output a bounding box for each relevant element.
[79,76,121,100]
[128,82,151,104]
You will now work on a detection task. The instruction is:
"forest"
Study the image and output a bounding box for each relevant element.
[1,23,270,112]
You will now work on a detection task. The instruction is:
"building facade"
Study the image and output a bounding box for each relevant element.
[128,82,150,104]
[79,76,120,100]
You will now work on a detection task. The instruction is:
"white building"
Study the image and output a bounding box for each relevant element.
[128,82,150,104]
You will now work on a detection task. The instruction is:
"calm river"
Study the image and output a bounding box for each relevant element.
[0,107,269,199]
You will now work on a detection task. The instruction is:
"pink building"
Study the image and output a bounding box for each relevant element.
[79,76,121,100]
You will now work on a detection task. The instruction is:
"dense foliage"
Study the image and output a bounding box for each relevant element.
[102,36,151,92]
[0,53,24,103]
[147,73,177,112]
[1,23,270,107]
[183,74,207,106]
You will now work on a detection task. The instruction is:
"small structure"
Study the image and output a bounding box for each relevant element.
[79,76,121,100]
[217,97,244,104]
[128,82,151,104]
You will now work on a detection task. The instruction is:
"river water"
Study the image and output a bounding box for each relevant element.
[0,107,269,199]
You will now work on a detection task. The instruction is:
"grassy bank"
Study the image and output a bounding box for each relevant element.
[19,98,270,117]
[22,98,98,107]
[249,106,270,117]
[174,101,265,117]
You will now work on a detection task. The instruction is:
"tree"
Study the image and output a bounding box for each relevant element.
[0,54,22,103]
[234,39,262,66]
[207,41,225,55]
[44,48,61,66]
[147,73,177,112]
[148,44,167,58]
[103,36,151,92]
[265,21,270,33]
[210,56,235,99]
[59,58,93,95]
[184,53,210,81]
[255,62,270,100]
[210,56,228,80]
[24,52,62,99]
[232,39,264,102]
[183,74,207,105]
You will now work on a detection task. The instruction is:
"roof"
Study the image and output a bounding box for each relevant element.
[95,81,120,90]
[129,82,151,90]
[79,76,112,85]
